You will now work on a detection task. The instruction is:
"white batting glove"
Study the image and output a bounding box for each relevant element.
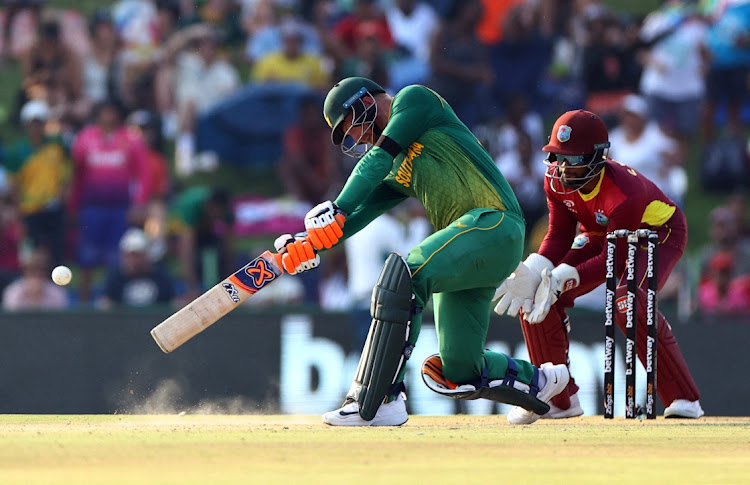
[493,253,554,317]
[304,201,346,250]
[526,264,580,324]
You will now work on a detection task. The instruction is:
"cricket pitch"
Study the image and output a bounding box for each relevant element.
[1,415,748,484]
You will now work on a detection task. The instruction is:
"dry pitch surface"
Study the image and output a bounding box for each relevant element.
[1,415,748,484]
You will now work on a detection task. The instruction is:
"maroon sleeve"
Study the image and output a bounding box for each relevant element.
[538,183,578,265]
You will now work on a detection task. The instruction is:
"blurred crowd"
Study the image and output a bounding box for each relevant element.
[0,0,749,319]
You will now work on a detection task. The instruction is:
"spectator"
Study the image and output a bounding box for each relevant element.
[608,94,687,205]
[475,0,523,46]
[384,0,439,89]
[196,0,245,48]
[18,16,84,126]
[69,97,152,303]
[697,251,750,315]
[278,95,341,205]
[2,248,68,311]
[702,0,750,142]
[337,23,390,88]
[111,0,160,62]
[0,190,23,297]
[580,6,641,123]
[169,186,234,299]
[3,99,69,266]
[496,94,545,155]
[96,227,175,309]
[494,130,546,235]
[330,0,394,60]
[126,110,169,202]
[699,205,750,277]
[81,9,122,112]
[154,0,185,41]
[726,191,750,238]
[490,2,554,113]
[243,2,322,65]
[428,0,494,129]
[637,1,710,147]
[126,109,171,261]
[159,24,240,176]
[0,0,45,64]
[252,21,330,89]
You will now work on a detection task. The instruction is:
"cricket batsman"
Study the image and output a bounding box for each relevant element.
[494,109,703,424]
[274,77,570,426]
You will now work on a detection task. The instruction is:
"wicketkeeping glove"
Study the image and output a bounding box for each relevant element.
[526,263,580,324]
[274,232,320,275]
[493,253,554,317]
[304,201,346,250]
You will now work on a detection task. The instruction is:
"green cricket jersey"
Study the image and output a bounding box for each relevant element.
[334,85,523,235]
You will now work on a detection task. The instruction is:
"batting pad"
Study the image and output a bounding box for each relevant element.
[349,253,415,421]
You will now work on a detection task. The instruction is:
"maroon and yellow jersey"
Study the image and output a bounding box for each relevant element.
[538,160,686,282]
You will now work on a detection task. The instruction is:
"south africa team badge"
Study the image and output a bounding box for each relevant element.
[557,125,572,143]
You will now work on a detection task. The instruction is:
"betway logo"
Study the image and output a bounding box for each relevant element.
[279,316,620,416]
[646,288,656,325]
[626,293,635,323]
[646,336,656,372]
[605,242,615,279]
[605,288,614,324]
[604,336,614,373]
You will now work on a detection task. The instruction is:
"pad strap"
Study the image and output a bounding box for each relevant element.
[501,355,519,388]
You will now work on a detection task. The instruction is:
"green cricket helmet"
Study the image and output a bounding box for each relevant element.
[323,77,386,146]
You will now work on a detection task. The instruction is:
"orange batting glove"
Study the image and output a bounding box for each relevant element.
[273,233,320,275]
[304,201,346,250]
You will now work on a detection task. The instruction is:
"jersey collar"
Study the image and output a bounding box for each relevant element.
[579,166,606,201]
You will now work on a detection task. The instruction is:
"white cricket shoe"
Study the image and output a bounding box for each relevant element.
[322,392,408,426]
[506,363,570,425]
[542,391,584,419]
[664,399,704,419]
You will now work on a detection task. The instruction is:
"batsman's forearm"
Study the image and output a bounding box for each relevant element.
[334,146,394,214]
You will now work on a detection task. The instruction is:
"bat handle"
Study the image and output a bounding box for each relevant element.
[271,251,283,270]
[270,233,316,272]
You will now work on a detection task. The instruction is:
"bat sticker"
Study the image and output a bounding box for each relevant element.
[222,282,241,303]
[228,254,282,293]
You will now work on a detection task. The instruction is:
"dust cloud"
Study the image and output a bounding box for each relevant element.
[115,378,279,415]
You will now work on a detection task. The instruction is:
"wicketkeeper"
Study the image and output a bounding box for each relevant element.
[274,77,570,426]
[494,109,703,424]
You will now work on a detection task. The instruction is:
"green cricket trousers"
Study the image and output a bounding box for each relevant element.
[394,208,538,389]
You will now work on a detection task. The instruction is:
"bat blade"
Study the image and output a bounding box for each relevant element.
[150,250,283,353]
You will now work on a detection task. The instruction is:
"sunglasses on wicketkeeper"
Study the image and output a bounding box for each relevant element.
[545,153,589,166]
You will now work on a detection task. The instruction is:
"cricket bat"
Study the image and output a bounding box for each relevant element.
[150,250,284,353]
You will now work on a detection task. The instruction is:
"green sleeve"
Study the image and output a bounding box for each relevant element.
[334,86,443,214]
[334,183,408,246]
[334,146,395,214]
[380,85,443,149]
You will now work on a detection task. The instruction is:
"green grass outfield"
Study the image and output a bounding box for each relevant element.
[1,415,748,484]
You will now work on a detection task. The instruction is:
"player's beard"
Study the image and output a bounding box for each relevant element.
[561,172,587,190]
